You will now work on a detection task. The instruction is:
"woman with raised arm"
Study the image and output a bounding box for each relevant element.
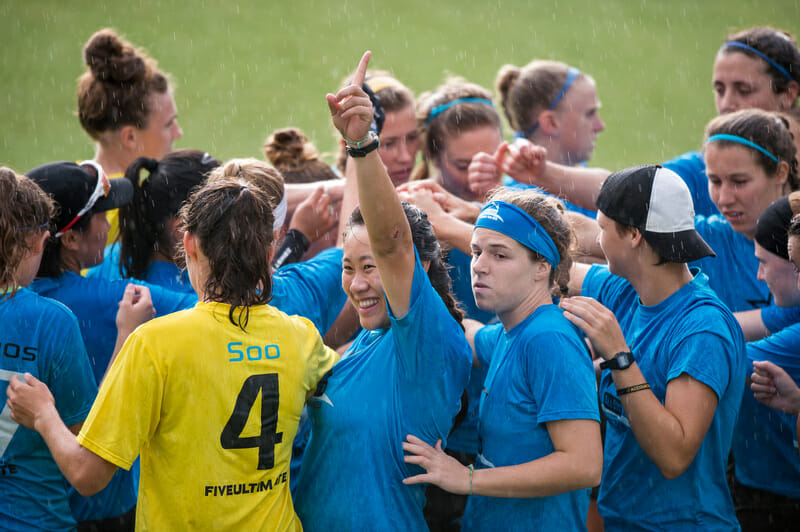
[293,52,471,531]
[7,172,339,530]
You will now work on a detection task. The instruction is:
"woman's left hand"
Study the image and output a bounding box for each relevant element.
[326,51,373,144]
[402,435,471,495]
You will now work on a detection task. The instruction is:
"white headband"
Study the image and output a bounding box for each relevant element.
[273,193,288,231]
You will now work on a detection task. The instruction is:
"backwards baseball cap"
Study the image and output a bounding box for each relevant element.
[596,165,715,263]
[27,161,133,237]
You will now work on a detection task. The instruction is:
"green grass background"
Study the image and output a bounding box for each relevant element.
[2,1,799,174]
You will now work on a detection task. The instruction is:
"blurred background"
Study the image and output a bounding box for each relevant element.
[2,0,798,173]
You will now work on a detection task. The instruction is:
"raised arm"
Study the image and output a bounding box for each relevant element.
[328,52,415,318]
[495,139,607,211]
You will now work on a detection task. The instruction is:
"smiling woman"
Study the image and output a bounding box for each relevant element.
[293,52,471,531]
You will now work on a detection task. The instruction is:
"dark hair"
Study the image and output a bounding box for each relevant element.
[264,128,339,184]
[345,202,464,329]
[704,109,799,190]
[723,27,800,98]
[485,188,575,295]
[0,168,53,297]
[496,60,587,137]
[412,78,502,181]
[119,149,219,279]
[178,178,275,330]
[77,28,170,139]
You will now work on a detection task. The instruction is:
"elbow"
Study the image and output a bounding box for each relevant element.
[72,475,105,497]
[656,456,692,480]
[70,467,111,497]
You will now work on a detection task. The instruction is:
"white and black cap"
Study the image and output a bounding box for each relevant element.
[596,165,715,263]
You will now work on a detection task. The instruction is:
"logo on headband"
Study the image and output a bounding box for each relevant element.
[481,203,504,222]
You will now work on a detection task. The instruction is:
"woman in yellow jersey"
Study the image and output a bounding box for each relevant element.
[7,166,338,531]
[77,28,183,244]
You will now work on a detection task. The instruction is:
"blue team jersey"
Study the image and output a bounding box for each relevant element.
[271,247,348,335]
[87,243,193,293]
[0,289,97,532]
[662,150,719,217]
[29,273,196,522]
[294,249,472,531]
[584,265,745,531]
[734,322,800,498]
[502,175,598,219]
[692,215,800,329]
[463,306,600,532]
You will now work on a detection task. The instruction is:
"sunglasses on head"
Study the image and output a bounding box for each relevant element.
[55,160,111,237]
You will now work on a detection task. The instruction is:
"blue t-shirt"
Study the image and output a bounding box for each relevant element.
[502,175,597,219]
[733,322,800,498]
[87,243,193,293]
[463,306,600,532]
[584,265,745,531]
[0,289,97,532]
[662,150,719,217]
[692,215,800,330]
[271,247,348,335]
[444,248,492,455]
[294,249,472,531]
[29,273,196,522]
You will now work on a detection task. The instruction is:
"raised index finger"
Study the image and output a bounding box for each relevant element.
[352,51,371,87]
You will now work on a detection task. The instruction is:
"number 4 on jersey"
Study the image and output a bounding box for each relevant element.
[221,373,283,470]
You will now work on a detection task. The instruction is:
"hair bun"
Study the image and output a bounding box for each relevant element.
[83,28,146,83]
[264,127,318,167]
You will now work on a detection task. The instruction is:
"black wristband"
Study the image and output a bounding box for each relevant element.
[346,137,380,158]
[272,229,310,270]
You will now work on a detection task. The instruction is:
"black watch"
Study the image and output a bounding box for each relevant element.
[599,351,635,371]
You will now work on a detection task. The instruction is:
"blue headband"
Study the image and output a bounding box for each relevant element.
[722,41,794,82]
[474,200,560,268]
[425,98,494,125]
[515,67,582,139]
[706,134,780,164]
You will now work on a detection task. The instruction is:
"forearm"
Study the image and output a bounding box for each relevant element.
[429,213,473,255]
[537,163,606,211]
[353,152,411,256]
[34,406,116,496]
[472,450,600,498]
[735,309,770,342]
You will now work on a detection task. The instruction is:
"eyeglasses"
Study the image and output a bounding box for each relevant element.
[55,160,111,237]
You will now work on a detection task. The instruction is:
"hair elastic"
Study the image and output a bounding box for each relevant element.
[474,200,560,268]
[722,41,794,82]
[706,134,780,164]
[516,67,581,139]
[425,98,495,125]
[272,193,288,231]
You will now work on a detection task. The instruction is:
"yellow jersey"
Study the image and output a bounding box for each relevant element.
[77,302,337,531]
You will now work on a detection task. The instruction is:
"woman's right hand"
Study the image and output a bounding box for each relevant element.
[501,138,548,185]
[326,51,374,144]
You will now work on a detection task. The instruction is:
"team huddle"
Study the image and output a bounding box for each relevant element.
[2,24,800,532]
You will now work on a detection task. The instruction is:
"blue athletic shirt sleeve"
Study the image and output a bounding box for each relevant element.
[666,330,735,401]
[761,303,800,334]
[271,247,347,334]
[523,325,599,425]
[388,247,472,442]
[474,323,504,369]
